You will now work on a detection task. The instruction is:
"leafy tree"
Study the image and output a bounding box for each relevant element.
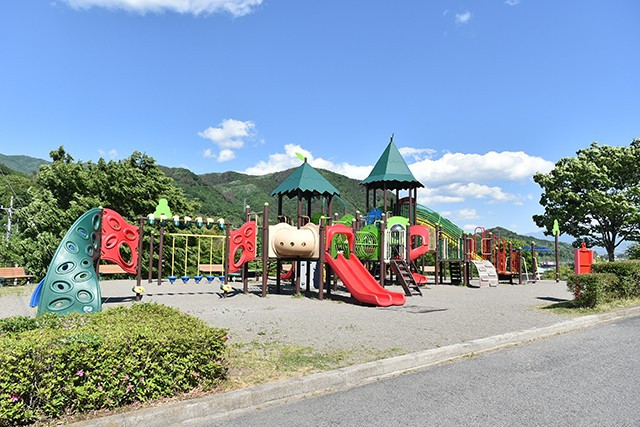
[625,243,640,260]
[7,147,197,276]
[533,140,640,261]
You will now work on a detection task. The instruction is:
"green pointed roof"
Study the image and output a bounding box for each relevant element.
[271,161,340,199]
[360,137,424,190]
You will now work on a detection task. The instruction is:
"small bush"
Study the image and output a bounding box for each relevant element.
[0,304,227,425]
[566,273,618,308]
[592,260,640,298]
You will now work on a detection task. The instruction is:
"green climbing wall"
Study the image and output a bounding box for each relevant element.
[37,208,103,316]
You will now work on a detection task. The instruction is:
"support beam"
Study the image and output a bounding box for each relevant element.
[262,203,269,297]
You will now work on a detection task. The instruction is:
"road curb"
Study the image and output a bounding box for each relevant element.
[75,304,640,426]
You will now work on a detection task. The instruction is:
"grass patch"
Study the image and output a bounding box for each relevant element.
[222,341,404,391]
[0,283,36,298]
[540,297,640,317]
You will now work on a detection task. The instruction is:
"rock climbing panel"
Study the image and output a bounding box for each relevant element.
[37,208,103,315]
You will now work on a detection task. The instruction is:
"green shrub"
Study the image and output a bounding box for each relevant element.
[566,273,618,308]
[0,304,227,425]
[591,260,640,298]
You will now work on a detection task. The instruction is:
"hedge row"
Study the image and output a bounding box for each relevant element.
[567,260,640,308]
[0,304,228,425]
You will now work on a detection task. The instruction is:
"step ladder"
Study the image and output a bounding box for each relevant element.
[470,260,499,288]
[390,259,422,296]
[449,261,463,285]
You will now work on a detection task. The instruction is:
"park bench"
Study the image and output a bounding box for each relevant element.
[198,264,225,275]
[97,264,128,275]
[0,267,35,285]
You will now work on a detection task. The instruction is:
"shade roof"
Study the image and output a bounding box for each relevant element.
[360,136,423,190]
[271,161,340,199]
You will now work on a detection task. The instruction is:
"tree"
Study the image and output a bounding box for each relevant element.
[8,147,198,276]
[625,243,640,260]
[533,140,640,261]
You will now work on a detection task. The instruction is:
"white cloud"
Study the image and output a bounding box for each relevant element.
[398,147,436,162]
[244,144,372,179]
[61,0,263,16]
[203,148,214,158]
[246,145,552,207]
[455,10,472,24]
[98,149,118,160]
[463,224,480,232]
[217,148,235,162]
[408,151,554,187]
[199,118,256,161]
[505,0,520,5]
[441,208,480,220]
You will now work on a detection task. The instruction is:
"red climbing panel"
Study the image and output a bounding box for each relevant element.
[228,221,257,273]
[409,225,430,261]
[100,208,140,274]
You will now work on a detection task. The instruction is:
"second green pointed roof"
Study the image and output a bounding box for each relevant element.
[360,137,424,190]
[271,160,340,199]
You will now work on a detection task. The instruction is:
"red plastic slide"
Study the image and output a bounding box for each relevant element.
[325,253,406,307]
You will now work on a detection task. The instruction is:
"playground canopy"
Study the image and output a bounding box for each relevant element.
[359,136,423,190]
[271,160,340,199]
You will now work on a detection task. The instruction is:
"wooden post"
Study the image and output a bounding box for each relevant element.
[328,196,333,225]
[383,183,388,214]
[318,217,326,300]
[136,217,145,287]
[395,189,400,216]
[157,226,164,286]
[243,205,250,294]
[224,225,231,285]
[277,195,283,216]
[463,234,469,286]
[365,187,370,213]
[508,242,514,284]
[518,249,523,284]
[405,223,411,264]
[262,203,269,297]
[434,226,440,284]
[379,213,386,287]
[531,242,537,282]
[296,259,301,294]
[147,232,154,283]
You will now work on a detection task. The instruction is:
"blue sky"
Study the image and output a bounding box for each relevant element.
[1,0,639,235]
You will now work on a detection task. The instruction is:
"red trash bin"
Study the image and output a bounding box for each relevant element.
[574,242,594,274]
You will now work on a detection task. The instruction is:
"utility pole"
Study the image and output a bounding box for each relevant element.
[0,196,14,246]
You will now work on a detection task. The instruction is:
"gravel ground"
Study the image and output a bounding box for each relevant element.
[2,279,573,355]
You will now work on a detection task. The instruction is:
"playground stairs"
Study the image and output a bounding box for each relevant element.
[470,260,499,288]
[390,259,422,297]
[449,261,463,285]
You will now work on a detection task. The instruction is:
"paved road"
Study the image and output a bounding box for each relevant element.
[198,316,640,426]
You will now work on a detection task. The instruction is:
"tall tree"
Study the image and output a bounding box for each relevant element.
[8,147,197,276]
[533,140,640,261]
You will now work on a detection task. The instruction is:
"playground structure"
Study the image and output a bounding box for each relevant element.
[30,136,547,315]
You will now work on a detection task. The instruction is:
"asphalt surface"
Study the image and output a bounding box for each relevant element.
[197,315,640,427]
